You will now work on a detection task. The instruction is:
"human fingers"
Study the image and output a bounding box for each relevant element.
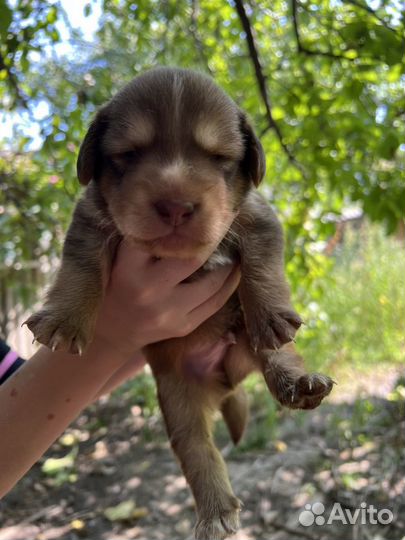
[148,243,227,285]
[109,239,150,286]
[112,240,208,288]
[148,257,206,287]
[175,264,236,309]
[186,265,241,331]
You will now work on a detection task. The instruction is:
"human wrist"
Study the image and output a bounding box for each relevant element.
[88,330,144,365]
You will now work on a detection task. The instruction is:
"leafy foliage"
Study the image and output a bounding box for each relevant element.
[297,222,405,371]
[0,0,61,109]
[0,0,404,283]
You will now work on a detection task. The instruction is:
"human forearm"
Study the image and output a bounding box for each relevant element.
[94,351,146,399]
[0,342,130,497]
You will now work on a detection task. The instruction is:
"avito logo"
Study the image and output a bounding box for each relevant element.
[299,502,394,527]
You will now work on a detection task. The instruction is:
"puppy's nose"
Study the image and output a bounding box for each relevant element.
[154,199,196,226]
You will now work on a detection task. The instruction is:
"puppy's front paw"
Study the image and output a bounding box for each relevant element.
[283,373,334,410]
[24,309,91,355]
[247,307,302,352]
[195,496,241,540]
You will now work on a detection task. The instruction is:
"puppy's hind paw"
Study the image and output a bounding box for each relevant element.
[195,509,240,540]
[24,309,90,355]
[194,496,241,540]
[287,373,335,410]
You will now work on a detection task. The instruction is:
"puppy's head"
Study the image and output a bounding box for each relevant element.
[77,67,265,258]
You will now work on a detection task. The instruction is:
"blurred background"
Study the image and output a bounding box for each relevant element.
[0,1,404,539]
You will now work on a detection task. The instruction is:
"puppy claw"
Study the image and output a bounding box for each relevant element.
[24,309,91,355]
[289,373,334,410]
[247,306,303,353]
[290,387,295,403]
[49,331,66,353]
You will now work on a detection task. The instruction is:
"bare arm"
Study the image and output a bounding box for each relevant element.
[94,351,146,398]
[0,241,240,498]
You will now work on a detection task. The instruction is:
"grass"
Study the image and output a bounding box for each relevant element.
[296,222,405,375]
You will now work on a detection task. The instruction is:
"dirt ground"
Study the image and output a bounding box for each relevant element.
[1,368,404,540]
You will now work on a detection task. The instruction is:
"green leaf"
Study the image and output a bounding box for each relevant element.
[103,501,149,522]
[41,448,77,476]
[0,0,12,39]
[378,132,399,160]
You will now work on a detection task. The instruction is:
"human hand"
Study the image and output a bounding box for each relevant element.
[93,240,240,358]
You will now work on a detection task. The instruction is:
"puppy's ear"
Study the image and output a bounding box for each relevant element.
[77,109,108,185]
[239,112,266,187]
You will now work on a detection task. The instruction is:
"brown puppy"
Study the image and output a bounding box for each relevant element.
[25,68,333,540]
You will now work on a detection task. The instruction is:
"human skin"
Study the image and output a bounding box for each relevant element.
[0,240,240,498]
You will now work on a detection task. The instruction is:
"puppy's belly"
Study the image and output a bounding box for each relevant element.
[181,332,237,381]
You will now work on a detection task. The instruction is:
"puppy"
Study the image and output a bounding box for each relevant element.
[25,67,333,540]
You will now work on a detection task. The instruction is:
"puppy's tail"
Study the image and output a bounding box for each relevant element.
[221,386,249,445]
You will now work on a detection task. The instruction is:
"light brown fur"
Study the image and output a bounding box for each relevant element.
[25,68,333,540]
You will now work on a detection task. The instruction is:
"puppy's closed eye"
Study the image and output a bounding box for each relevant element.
[210,153,232,163]
[109,149,143,172]
[208,152,237,172]
[111,149,141,161]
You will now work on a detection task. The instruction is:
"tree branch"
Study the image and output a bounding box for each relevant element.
[342,0,400,35]
[291,0,357,62]
[233,0,304,174]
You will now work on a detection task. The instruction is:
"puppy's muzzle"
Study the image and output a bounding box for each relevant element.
[154,199,198,227]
